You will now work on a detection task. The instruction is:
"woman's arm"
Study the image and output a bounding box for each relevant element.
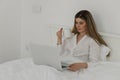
[68,63,88,71]
[56,28,66,56]
[88,39,100,62]
[56,28,63,45]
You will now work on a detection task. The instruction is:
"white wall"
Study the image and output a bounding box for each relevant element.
[21,0,120,58]
[76,0,120,34]
[21,0,80,57]
[0,0,21,63]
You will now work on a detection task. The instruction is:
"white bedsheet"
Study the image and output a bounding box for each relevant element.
[0,58,120,80]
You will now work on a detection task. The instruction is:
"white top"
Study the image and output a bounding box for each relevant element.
[58,34,101,67]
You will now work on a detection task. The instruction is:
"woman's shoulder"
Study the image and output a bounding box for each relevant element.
[83,35,93,41]
[88,36,100,47]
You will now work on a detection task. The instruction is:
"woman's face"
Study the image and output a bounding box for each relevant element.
[75,18,87,33]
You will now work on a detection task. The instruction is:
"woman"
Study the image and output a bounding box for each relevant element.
[56,10,109,72]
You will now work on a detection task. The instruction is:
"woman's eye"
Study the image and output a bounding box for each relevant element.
[75,22,78,24]
[76,22,83,25]
[79,22,83,24]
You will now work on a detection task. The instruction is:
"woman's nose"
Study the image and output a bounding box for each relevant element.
[77,25,81,28]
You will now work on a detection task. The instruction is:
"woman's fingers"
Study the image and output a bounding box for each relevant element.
[60,28,63,32]
[68,67,77,72]
[56,28,63,39]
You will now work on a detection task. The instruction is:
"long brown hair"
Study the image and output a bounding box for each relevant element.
[72,10,110,56]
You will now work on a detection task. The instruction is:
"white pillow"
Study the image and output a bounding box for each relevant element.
[100,45,111,61]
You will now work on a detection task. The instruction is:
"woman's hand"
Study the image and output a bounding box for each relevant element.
[68,63,88,72]
[56,28,63,39]
[56,28,63,45]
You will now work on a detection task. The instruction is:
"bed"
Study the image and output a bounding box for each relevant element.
[0,25,120,80]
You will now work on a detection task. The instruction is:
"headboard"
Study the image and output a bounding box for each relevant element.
[99,32,120,62]
[49,25,120,62]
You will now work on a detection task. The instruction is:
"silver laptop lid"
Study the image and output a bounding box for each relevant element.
[29,44,62,70]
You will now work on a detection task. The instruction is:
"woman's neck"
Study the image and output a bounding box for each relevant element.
[76,32,87,44]
[78,31,87,37]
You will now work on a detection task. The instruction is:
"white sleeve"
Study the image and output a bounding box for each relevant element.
[87,39,101,67]
[57,38,67,56]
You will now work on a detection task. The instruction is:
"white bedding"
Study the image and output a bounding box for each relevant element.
[0,58,120,80]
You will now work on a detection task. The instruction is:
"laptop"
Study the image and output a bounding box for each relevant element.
[29,44,69,71]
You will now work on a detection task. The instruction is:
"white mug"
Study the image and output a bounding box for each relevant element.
[62,28,72,38]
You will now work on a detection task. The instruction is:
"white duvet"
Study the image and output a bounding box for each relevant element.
[0,58,120,80]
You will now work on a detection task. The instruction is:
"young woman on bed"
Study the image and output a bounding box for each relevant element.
[56,10,109,72]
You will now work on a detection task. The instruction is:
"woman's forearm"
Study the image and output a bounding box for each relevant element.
[68,63,88,71]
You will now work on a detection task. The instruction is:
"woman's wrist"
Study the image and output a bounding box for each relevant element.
[77,63,88,69]
[81,63,88,68]
[57,38,62,45]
